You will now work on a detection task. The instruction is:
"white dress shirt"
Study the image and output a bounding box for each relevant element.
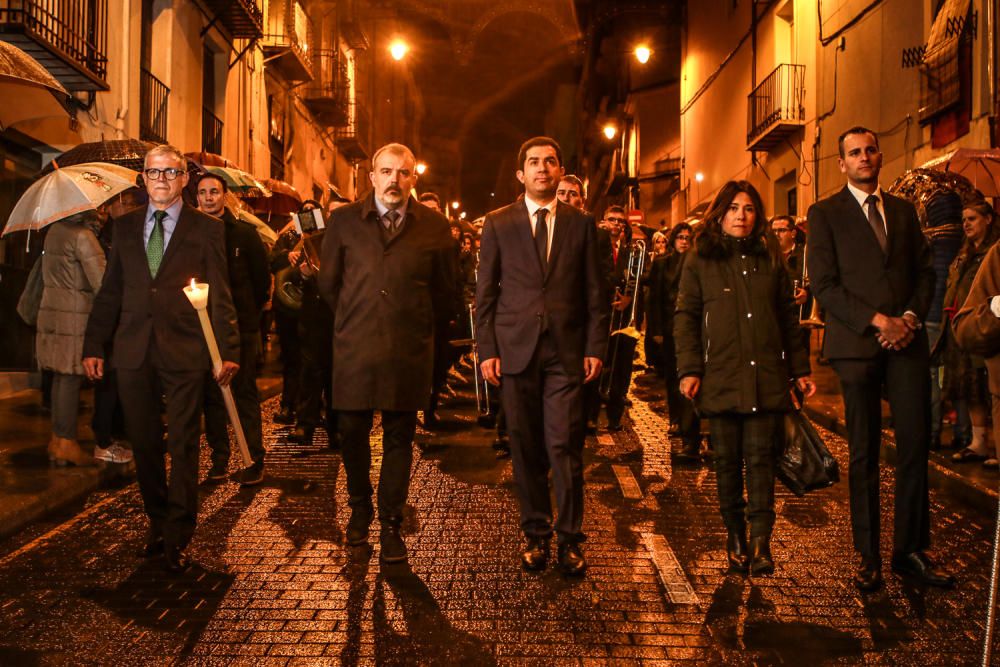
[524,195,557,259]
[847,182,887,237]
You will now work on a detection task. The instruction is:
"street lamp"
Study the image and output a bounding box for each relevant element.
[389,39,409,61]
[416,162,427,175]
[451,201,460,210]
[695,172,704,183]
[603,123,617,140]
[634,45,651,64]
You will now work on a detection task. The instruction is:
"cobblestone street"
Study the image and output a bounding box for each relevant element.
[0,369,997,665]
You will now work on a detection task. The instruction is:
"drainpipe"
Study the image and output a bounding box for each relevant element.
[115,0,131,139]
[989,0,998,147]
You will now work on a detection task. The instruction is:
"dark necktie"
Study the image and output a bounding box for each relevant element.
[865,194,887,254]
[534,208,548,271]
[147,210,166,278]
[383,209,401,236]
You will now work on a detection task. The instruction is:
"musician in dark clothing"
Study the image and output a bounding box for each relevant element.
[269,225,302,425]
[600,205,638,431]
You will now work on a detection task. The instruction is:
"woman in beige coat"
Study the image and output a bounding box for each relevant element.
[36,211,106,465]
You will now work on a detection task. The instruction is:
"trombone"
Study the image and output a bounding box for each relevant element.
[797,242,824,329]
[600,239,646,398]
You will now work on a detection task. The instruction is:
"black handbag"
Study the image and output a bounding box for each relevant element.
[776,408,840,496]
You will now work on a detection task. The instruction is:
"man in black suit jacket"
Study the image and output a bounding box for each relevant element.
[807,126,954,591]
[318,143,458,565]
[83,145,240,573]
[476,137,608,575]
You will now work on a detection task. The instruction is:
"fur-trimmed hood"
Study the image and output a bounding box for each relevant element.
[695,227,770,260]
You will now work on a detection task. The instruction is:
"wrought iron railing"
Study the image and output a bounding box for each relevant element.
[263,0,312,74]
[746,64,805,147]
[335,100,369,154]
[202,108,223,155]
[304,49,350,125]
[0,0,109,83]
[139,67,168,144]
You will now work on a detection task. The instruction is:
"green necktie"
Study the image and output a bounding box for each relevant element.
[147,210,166,278]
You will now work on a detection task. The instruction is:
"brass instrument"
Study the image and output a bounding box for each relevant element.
[467,303,490,418]
[601,239,646,399]
[274,233,322,311]
[797,243,825,329]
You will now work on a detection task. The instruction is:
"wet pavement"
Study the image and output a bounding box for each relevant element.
[0,362,998,665]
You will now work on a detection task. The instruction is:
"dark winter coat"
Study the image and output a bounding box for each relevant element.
[646,251,686,340]
[219,207,270,333]
[317,193,459,411]
[673,232,810,416]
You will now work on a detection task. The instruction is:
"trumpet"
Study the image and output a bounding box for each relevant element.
[600,239,646,399]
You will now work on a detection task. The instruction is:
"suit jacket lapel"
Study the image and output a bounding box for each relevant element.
[882,194,901,262]
[545,202,570,282]
[515,200,544,278]
[838,186,886,262]
[155,204,193,281]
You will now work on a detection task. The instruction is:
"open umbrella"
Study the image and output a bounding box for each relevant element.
[185,151,242,169]
[2,162,139,237]
[0,42,70,130]
[922,148,1000,197]
[222,191,278,245]
[243,178,302,215]
[40,139,156,174]
[203,165,270,198]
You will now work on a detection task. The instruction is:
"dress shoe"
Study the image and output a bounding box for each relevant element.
[749,535,774,575]
[239,462,264,487]
[379,522,408,563]
[606,420,624,433]
[726,527,749,573]
[521,537,549,571]
[667,424,680,436]
[290,426,314,446]
[891,552,956,588]
[205,461,229,483]
[674,440,702,463]
[345,502,373,546]
[163,545,189,574]
[273,407,296,425]
[557,542,587,576]
[854,557,883,591]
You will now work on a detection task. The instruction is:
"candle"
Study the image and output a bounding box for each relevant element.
[183,278,252,468]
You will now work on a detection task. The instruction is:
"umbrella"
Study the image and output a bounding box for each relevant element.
[40,139,156,174]
[922,148,1000,197]
[222,191,278,245]
[185,151,241,169]
[2,162,139,237]
[243,178,302,215]
[888,168,982,227]
[203,165,270,199]
[0,42,70,130]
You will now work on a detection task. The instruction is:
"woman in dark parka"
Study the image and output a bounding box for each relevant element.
[674,181,814,575]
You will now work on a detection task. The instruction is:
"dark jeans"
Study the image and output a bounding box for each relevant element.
[204,335,265,467]
[274,308,301,411]
[710,413,782,537]
[502,332,585,543]
[296,302,333,430]
[338,409,417,522]
[51,372,83,439]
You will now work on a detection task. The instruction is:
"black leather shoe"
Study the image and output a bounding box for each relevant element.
[290,426,314,446]
[345,502,373,546]
[521,537,549,571]
[749,535,774,575]
[854,557,883,591]
[891,552,956,588]
[139,531,164,558]
[205,461,229,483]
[606,420,624,433]
[239,462,264,487]
[557,542,587,576]
[726,528,749,573]
[163,545,189,574]
[379,523,408,563]
[674,441,702,463]
[273,407,296,425]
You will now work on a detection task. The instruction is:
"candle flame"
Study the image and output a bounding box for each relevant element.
[190,278,196,289]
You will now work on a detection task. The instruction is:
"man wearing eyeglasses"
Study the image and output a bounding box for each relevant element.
[601,205,637,431]
[83,144,240,574]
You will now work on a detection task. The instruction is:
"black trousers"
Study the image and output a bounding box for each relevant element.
[833,348,931,561]
[502,332,585,543]
[117,355,205,549]
[603,333,636,424]
[204,333,265,467]
[338,409,417,522]
[710,413,782,537]
[91,367,125,447]
[274,308,301,411]
[296,299,333,430]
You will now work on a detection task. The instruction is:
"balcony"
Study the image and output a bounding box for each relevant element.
[303,49,349,127]
[262,0,312,82]
[202,108,223,154]
[139,68,168,144]
[0,0,109,91]
[335,101,369,162]
[199,0,262,39]
[746,64,805,152]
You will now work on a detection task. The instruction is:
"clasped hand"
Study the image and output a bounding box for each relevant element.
[873,313,918,351]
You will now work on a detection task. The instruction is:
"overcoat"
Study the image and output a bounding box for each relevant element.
[36,219,106,375]
[674,232,810,416]
[318,193,459,411]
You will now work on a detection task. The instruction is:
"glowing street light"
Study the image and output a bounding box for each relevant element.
[415,162,427,175]
[695,171,704,183]
[451,201,460,210]
[459,211,467,220]
[603,123,617,140]
[389,39,409,61]
[634,45,651,64]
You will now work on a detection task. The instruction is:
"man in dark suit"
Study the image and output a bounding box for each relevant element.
[196,173,270,485]
[476,137,608,575]
[83,144,240,573]
[318,143,458,565]
[807,126,954,591]
[599,205,639,431]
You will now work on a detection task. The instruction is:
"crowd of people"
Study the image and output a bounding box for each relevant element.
[24,124,1000,593]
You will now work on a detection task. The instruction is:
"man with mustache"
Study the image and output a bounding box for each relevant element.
[318,143,459,563]
[476,137,607,575]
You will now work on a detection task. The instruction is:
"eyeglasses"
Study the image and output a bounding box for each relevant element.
[143,168,186,181]
[606,217,626,225]
[676,234,691,241]
[772,227,794,234]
